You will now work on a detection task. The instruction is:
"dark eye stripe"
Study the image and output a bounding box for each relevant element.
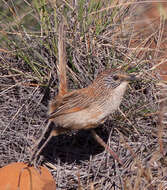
[113,75,119,80]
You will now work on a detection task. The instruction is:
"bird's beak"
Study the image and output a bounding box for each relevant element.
[118,74,137,81]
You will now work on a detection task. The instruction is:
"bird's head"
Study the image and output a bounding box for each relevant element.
[93,69,136,90]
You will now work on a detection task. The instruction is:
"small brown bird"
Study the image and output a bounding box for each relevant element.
[30,22,136,165]
[49,69,135,133]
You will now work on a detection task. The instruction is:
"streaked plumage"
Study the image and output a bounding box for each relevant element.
[49,69,132,131]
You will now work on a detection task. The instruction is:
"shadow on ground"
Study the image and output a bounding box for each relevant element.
[40,126,112,164]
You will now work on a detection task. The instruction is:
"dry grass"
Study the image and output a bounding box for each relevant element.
[0,0,167,189]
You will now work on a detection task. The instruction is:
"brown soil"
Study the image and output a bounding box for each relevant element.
[130,2,167,81]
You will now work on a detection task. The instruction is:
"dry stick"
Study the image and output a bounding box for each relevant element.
[116,129,137,163]
[90,129,123,165]
[158,93,165,156]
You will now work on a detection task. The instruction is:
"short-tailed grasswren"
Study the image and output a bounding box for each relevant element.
[30,21,136,165]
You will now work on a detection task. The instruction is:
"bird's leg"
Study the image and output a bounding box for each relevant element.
[30,121,70,166]
[90,129,123,165]
[31,132,53,168]
[34,127,70,160]
[29,120,52,165]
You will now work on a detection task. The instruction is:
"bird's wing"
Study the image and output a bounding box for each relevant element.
[49,88,94,119]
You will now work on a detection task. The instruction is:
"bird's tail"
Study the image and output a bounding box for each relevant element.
[58,20,67,96]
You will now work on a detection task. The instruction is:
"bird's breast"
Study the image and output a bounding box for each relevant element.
[99,81,128,116]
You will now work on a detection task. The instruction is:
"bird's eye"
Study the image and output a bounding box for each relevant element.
[113,75,119,81]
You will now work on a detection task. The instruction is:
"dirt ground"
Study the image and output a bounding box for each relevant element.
[0,1,167,190]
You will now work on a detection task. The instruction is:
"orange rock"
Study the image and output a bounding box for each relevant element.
[0,162,56,190]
